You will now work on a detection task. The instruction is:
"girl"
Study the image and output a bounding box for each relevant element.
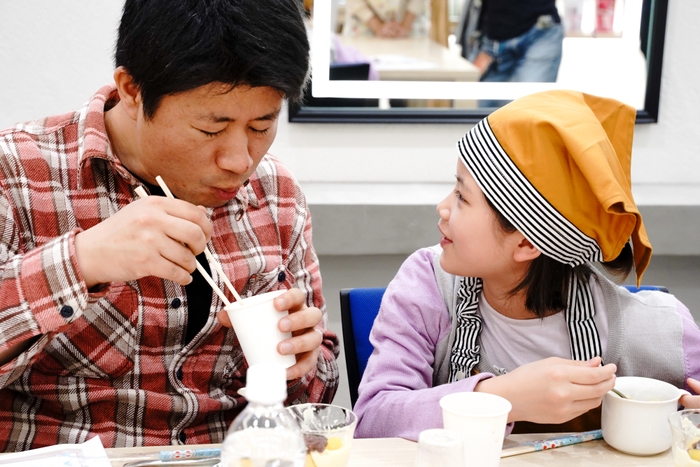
[353,90,700,439]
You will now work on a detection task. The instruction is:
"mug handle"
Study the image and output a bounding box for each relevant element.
[679,389,692,407]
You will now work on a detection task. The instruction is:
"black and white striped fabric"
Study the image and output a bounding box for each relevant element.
[448,273,602,381]
[448,118,602,381]
[449,277,483,382]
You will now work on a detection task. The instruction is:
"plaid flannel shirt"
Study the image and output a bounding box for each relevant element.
[0,85,339,451]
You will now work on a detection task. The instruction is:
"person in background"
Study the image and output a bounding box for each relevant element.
[343,0,430,38]
[0,0,339,450]
[469,0,564,107]
[353,90,700,440]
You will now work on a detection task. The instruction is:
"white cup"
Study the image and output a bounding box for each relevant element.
[439,392,511,467]
[602,376,690,456]
[225,290,296,368]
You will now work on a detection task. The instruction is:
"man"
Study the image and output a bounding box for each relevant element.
[461,0,564,108]
[0,0,338,450]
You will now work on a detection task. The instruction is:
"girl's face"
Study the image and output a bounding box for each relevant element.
[437,160,519,279]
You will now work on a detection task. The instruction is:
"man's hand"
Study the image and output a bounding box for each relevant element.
[680,378,700,408]
[368,16,402,38]
[75,196,211,288]
[476,356,617,424]
[473,51,494,75]
[217,288,324,381]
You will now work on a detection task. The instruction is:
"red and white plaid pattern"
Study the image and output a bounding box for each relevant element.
[0,85,339,451]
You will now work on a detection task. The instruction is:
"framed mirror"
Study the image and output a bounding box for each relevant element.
[289,0,667,124]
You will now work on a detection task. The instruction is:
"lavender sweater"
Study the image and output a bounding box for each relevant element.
[353,246,700,440]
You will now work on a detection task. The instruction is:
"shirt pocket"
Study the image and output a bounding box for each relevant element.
[241,263,293,297]
[33,283,138,380]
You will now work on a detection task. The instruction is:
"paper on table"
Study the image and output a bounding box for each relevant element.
[0,436,110,466]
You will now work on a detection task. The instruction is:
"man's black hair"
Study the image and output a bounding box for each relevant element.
[115,0,310,119]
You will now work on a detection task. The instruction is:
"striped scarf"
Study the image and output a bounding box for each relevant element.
[448,274,601,382]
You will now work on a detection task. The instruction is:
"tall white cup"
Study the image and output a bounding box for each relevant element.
[439,392,511,467]
[225,290,296,368]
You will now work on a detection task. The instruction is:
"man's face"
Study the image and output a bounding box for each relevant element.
[131,83,283,207]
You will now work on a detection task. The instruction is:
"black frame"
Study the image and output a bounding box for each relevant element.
[289,0,668,124]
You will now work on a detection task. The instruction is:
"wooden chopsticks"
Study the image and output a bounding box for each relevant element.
[134,177,243,305]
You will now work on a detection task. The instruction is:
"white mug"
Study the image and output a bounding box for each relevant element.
[602,376,690,456]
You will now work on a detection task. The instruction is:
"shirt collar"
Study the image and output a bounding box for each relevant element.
[76,84,135,190]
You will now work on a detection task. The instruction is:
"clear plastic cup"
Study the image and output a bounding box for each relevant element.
[287,403,358,467]
[669,409,700,466]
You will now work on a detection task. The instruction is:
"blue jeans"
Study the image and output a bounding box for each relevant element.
[478,18,564,108]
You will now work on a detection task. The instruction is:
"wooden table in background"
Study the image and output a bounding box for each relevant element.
[337,36,480,83]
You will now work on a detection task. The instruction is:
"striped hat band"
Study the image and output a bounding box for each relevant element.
[457,118,603,267]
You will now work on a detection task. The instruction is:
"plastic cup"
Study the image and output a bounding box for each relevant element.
[439,392,511,467]
[225,290,296,368]
[669,409,700,466]
[415,428,465,467]
[287,403,358,467]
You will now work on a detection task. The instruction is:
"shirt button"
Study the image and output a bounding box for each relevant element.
[179,432,187,443]
[176,368,184,381]
[171,298,182,309]
[59,305,74,318]
[277,271,286,282]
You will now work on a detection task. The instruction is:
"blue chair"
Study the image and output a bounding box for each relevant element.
[339,287,386,407]
[623,285,669,293]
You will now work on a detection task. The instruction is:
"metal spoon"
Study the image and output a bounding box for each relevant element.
[610,388,628,399]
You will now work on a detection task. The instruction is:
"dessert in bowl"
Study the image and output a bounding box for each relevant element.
[670,409,700,466]
[287,403,358,467]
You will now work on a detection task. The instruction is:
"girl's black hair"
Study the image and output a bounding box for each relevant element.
[115,0,310,119]
[485,197,635,318]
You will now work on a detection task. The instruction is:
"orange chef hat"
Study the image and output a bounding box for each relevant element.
[457,90,652,286]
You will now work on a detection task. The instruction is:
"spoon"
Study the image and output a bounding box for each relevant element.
[610,388,628,399]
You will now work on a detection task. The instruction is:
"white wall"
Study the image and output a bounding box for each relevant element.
[0,2,122,126]
[0,2,698,188]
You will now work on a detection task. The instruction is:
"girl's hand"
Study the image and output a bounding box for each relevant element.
[475,356,617,424]
[680,378,700,408]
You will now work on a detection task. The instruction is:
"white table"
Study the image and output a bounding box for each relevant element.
[105,435,674,466]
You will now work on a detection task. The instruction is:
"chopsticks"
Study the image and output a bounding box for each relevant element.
[134,177,243,305]
[500,429,603,458]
